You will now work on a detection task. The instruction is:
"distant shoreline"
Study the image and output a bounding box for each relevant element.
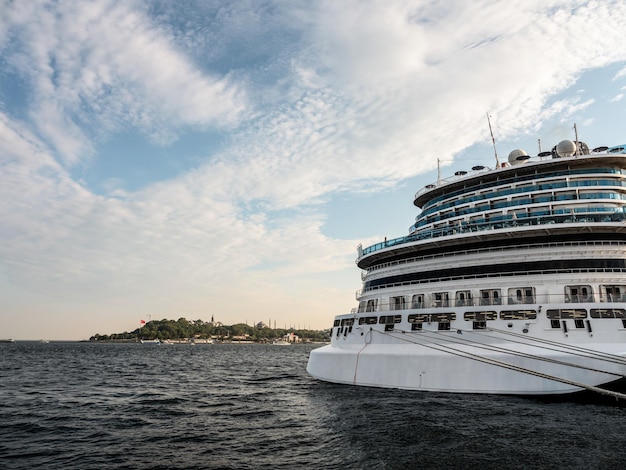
[1,339,329,344]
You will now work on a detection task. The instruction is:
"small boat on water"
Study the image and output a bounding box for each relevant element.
[140,339,161,345]
[307,138,626,398]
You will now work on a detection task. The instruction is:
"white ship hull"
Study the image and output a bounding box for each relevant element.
[308,328,626,395]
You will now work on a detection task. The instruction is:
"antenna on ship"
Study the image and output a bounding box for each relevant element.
[573,122,579,156]
[437,158,441,183]
[538,139,542,153]
[487,113,500,168]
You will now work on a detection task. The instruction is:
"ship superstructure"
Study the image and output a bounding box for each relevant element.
[307,140,626,396]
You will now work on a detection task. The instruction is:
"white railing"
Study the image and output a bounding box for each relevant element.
[352,292,626,313]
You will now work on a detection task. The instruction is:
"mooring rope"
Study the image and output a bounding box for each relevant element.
[481,327,626,365]
[416,328,624,377]
[374,329,626,401]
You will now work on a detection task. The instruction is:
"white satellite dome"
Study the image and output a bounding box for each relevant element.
[556,140,577,157]
[508,149,529,165]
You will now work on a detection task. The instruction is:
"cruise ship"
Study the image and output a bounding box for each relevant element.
[307,139,626,397]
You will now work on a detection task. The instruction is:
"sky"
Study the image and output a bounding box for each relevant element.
[2,0,626,340]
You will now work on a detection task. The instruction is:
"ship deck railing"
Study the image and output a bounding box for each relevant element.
[413,152,626,204]
[352,293,626,314]
[360,210,626,257]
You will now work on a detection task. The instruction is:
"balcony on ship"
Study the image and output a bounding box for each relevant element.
[355,288,626,313]
[360,209,626,258]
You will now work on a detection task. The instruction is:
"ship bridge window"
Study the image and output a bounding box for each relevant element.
[419,169,622,213]
[333,319,340,327]
[357,301,367,313]
[412,294,425,309]
[508,287,535,305]
[341,318,355,327]
[590,308,626,319]
[366,299,378,312]
[408,313,428,323]
[379,315,402,325]
[432,292,450,308]
[408,313,456,323]
[464,311,497,321]
[455,290,473,307]
[480,289,501,306]
[546,309,587,319]
[359,316,379,325]
[565,285,593,303]
[391,296,407,310]
[500,310,537,320]
[434,313,455,323]
[380,314,402,331]
[603,285,626,302]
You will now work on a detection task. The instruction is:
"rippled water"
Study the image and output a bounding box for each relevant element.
[0,342,625,469]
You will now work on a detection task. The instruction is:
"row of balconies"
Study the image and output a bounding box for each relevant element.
[361,209,626,257]
[354,294,626,313]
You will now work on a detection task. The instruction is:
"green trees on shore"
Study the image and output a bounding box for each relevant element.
[89,317,330,342]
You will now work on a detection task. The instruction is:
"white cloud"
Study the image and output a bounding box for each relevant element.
[0,103,356,337]
[614,66,626,80]
[1,0,246,165]
[200,0,626,209]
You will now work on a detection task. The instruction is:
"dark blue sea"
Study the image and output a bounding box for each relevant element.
[1,342,625,469]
